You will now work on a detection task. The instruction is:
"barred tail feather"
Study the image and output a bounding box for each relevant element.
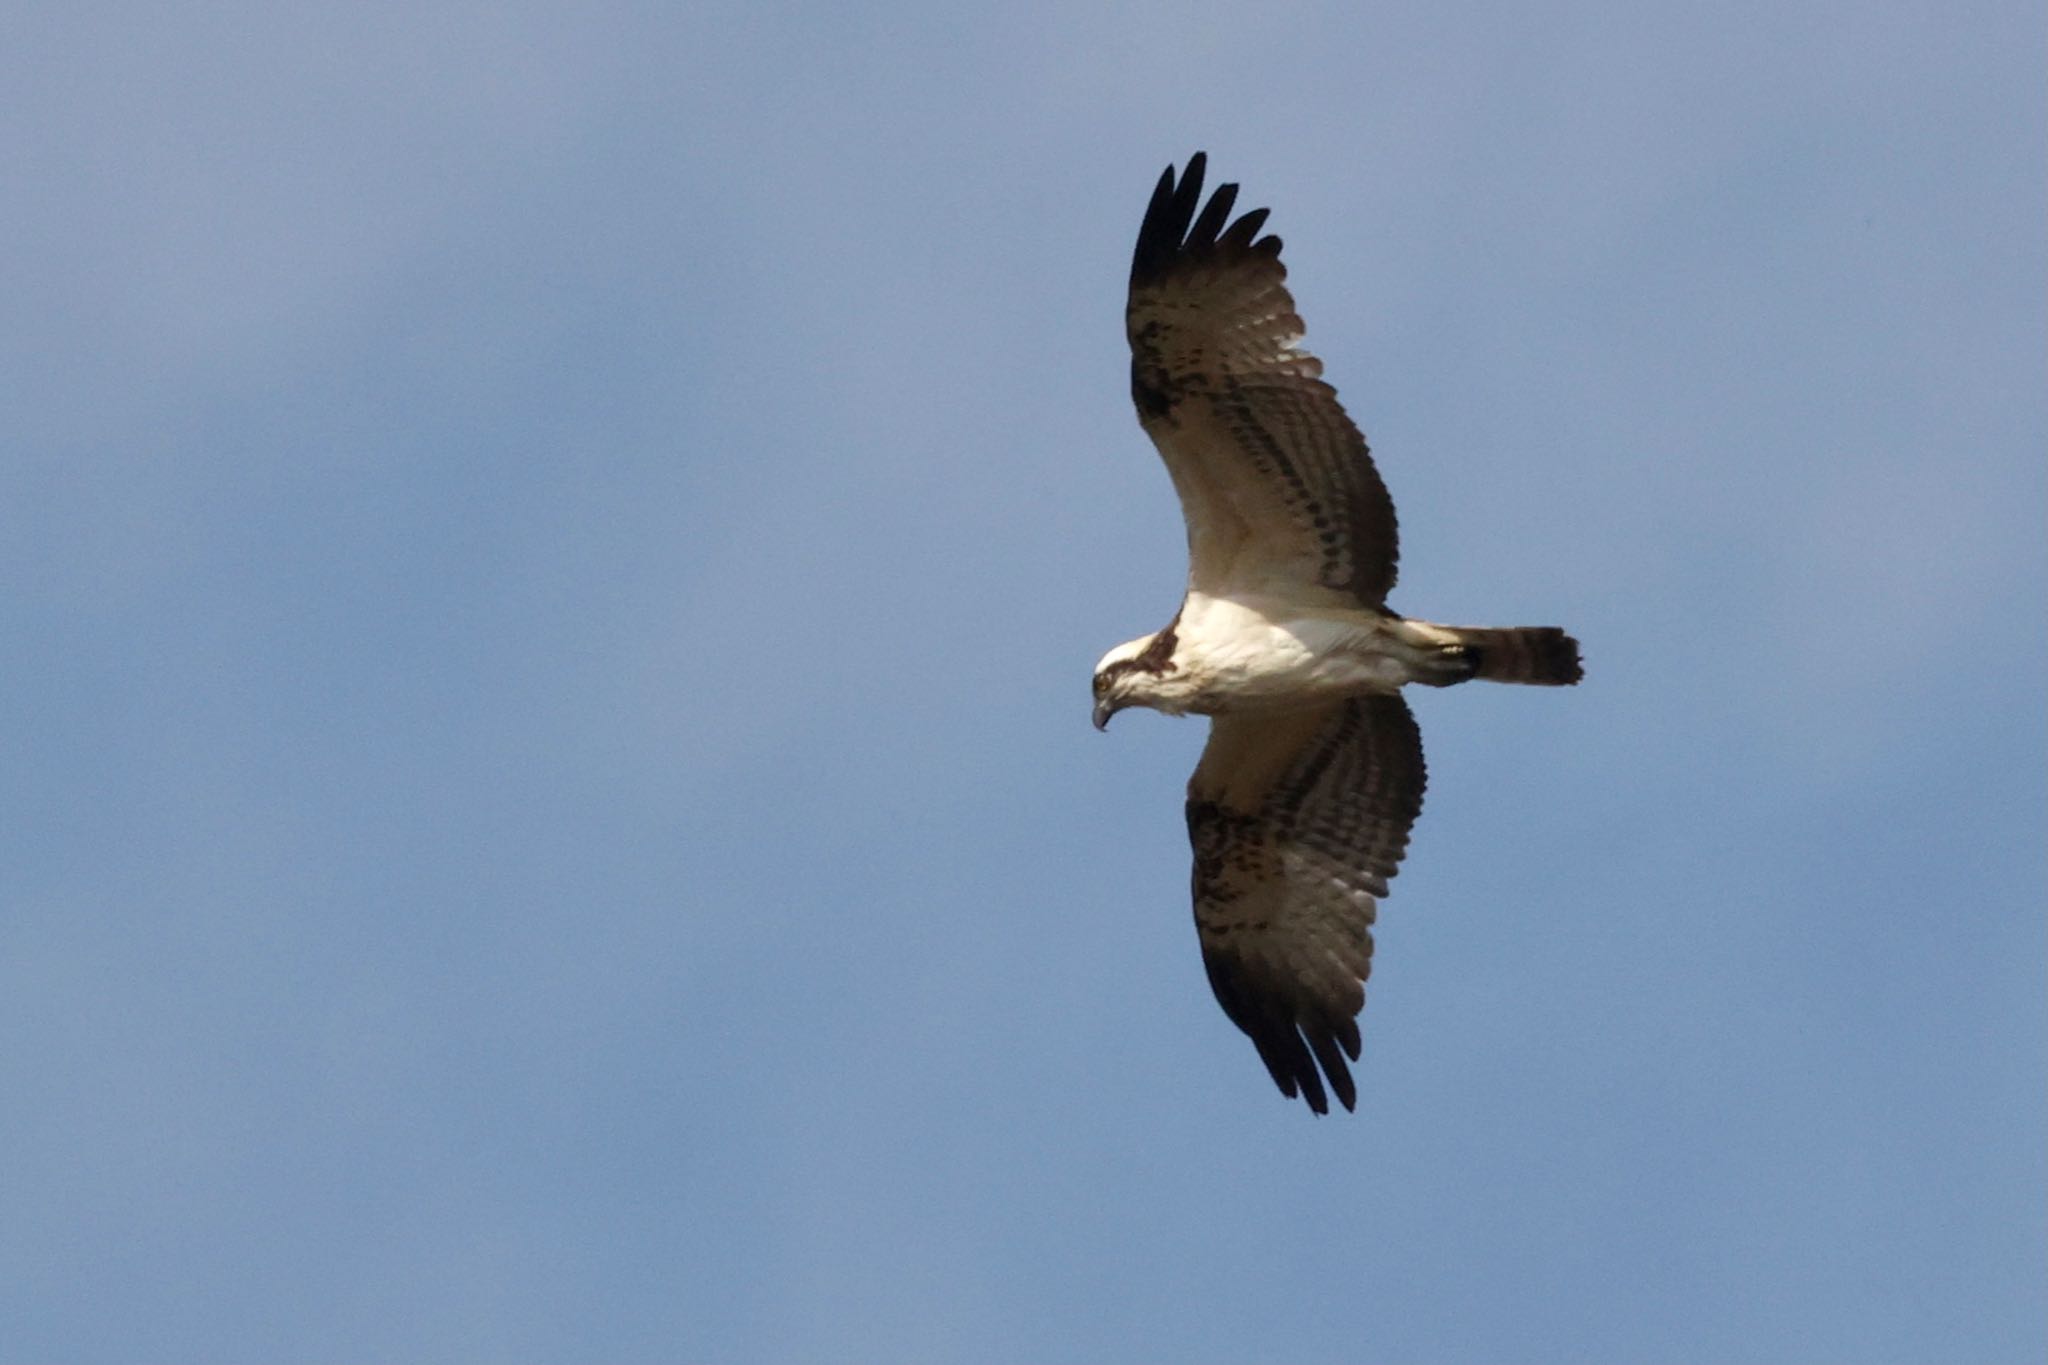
[1454,626,1583,685]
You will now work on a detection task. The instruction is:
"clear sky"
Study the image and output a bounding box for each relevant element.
[5,2,2043,1361]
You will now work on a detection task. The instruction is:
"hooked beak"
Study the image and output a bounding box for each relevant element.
[1092,698,1115,731]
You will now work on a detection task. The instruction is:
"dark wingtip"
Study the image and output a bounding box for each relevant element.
[1129,152,1275,291]
[1308,1028,1358,1113]
[1209,978,1355,1116]
[1263,1024,1358,1115]
[1130,154,1204,288]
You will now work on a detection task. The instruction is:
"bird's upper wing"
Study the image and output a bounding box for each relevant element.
[1186,693,1426,1114]
[1128,153,1399,608]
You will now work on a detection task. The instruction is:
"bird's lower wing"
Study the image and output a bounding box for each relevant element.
[1186,693,1426,1113]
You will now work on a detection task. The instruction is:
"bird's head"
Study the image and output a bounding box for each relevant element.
[1091,633,1177,730]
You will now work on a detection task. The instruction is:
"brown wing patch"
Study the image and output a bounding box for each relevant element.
[1186,694,1426,1114]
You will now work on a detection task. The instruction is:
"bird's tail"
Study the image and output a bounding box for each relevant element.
[1447,626,1583,685]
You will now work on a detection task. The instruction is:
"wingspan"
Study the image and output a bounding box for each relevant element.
[1128,153,1400,607]
[1186,694,1426,1113]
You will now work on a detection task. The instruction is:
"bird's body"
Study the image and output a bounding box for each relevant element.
[1096,594,1468,719]
[1094,154,1582,1114]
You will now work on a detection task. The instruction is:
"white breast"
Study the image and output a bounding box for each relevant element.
[1172,593,1408,711]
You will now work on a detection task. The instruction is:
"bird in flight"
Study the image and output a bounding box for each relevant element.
[1094,154,1583,1114]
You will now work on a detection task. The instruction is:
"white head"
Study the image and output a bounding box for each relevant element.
[1090,628,1183,729]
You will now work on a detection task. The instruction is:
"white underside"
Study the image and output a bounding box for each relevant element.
[1134,592,1459,716]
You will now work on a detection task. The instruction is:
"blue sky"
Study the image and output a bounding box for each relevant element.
[5,2,2043,1361]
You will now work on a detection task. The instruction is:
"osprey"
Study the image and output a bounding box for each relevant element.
[1094,154,1583,1114]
